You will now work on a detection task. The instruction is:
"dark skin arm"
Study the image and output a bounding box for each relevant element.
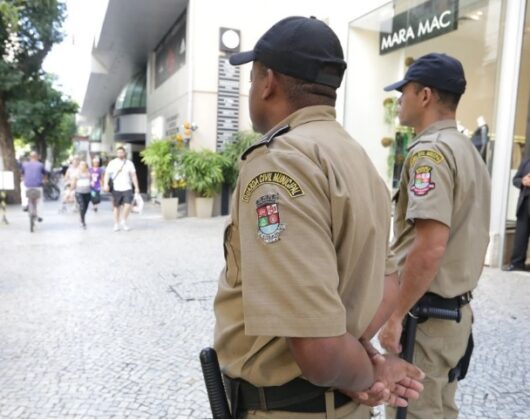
[379,219,450,353]
[287,334,375,392]
[287,331,425,407]
[348,272,422,407]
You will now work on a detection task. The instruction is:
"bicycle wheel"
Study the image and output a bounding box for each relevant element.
[44,184,60,201]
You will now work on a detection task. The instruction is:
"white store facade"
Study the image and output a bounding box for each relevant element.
[79,0,529,266]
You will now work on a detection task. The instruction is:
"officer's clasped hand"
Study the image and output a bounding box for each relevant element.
[344,353,425,407]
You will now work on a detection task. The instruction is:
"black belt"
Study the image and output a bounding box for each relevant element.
[418,291,472,311]
[223,375,352,414]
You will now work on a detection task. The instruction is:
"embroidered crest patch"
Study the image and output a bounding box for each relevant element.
[409,150,444,167]
[242,171,304,202]
[411,166,435,196]
[256,193,285,244]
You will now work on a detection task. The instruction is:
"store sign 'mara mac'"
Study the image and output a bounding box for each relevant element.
[379,0,459,55]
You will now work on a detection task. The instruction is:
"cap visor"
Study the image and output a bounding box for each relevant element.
[383,79,408,92]
[229,50,256,65]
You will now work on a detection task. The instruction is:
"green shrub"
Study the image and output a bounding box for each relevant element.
[221,131,260,189]
[140,138,183,198]
[180,149,229,198]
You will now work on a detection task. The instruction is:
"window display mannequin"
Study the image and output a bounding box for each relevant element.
[470,115,489,161]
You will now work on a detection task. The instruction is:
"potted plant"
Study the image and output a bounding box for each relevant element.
[140,136,184,219]
[180,148,228,218]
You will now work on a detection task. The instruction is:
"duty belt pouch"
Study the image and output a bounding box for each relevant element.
[448,331,474,383]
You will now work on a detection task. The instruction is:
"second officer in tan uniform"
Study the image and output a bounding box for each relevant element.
[214,16,424,419]
[379,53,491,418]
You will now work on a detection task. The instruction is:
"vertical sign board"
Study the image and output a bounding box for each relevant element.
[379,0,459,55]
[216,58,240,150]
[216,28,241,151]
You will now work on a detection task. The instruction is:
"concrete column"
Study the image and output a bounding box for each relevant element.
[486,0,527,267]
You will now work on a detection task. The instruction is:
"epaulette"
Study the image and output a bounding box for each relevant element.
[241,124,290,160]
[407,132,440,152]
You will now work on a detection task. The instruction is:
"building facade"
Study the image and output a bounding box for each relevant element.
[79,0,529,266]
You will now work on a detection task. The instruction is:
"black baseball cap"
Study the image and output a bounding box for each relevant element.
[229,16,347,89]
[383,53,466,94]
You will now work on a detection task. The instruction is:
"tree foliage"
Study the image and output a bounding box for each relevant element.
[0,0,65,99]
[0,0,65,202]
[9,74,78,164]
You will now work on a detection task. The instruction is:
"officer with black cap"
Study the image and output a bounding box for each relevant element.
[213,16,425,419]
[379,53,491,418]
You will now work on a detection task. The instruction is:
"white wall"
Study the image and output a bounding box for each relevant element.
[344,27,405,185]
[146,50,190,144]
[344,0,505,185]
[119,114,147,134]
[187,0,389,148]
[102,113,115,154]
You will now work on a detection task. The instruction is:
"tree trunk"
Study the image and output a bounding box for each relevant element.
[36,136,47,163]
[0,95,21,204]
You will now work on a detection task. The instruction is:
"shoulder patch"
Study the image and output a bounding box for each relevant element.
[410,165,435,196]
[256,193,285,244]
[242,171,304,203]
[241,124,290,160]
[410,149,444,167]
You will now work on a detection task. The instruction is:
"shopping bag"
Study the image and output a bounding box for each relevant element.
[132,193,144,214]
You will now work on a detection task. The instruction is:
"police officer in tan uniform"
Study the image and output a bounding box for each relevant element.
[213,16,425,419]
[379,53,491,418]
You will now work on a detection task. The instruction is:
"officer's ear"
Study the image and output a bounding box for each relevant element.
[261,68,278,100]
[420,86,434,108]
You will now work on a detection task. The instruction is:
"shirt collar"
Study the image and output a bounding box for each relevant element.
[267,105,337,135]
[408,119,457,150]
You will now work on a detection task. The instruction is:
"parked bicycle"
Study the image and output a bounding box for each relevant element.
[43,169,61,201]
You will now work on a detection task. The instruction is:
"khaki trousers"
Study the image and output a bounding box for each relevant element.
[387,304,473,419]
[245,394,371,419]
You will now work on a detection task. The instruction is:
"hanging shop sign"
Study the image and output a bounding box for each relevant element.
[380,0,458,55]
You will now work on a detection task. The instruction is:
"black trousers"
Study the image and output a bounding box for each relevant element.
[76,192,91,224]
[511,198,530,267]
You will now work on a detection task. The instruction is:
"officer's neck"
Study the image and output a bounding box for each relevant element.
[414,108,456,134]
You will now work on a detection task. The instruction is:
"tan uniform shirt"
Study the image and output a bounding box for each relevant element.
[391,120,491,297]
[214,105,392,386]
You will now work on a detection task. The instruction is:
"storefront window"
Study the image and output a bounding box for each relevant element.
[344,0,505,188]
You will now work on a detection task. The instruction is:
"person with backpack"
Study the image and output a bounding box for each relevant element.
[103,146,139,232]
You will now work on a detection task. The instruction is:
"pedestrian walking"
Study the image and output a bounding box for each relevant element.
[213,16,424,419]
[89,156,104,213]
[20,151,47,222]
[60,156,80,213]
[379,53,491,418]
[103,146,140,231]
[70,161,92,229]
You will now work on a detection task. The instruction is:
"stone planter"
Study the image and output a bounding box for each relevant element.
[161,197,179,220]
[195,197,214,218]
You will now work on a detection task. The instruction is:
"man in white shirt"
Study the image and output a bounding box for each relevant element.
[103,146,140,231]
